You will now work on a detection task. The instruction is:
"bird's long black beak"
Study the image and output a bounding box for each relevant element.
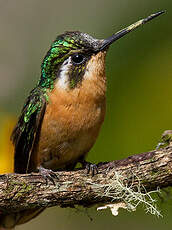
[97,11,165,51]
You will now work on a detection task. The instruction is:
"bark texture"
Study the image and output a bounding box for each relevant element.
[0,146,172,214]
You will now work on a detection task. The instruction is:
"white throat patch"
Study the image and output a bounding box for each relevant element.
[55,57,72,90]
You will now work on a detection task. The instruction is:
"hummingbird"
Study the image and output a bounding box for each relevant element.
[0,11,164,229]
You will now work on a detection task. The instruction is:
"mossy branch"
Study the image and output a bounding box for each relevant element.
[1,145,172,216]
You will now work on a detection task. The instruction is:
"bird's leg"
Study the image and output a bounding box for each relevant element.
[79,156,98,176]
[37,165,58,185]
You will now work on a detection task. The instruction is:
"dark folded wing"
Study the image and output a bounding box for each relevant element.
[11,88,47,173]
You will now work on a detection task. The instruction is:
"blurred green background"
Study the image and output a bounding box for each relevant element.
[0,0,172,229]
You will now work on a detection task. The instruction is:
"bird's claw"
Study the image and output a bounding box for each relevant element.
[80,160,98,176]
[38,166,58,185]
[86,163,98,176]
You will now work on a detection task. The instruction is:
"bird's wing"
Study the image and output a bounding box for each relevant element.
[11,88,47,173]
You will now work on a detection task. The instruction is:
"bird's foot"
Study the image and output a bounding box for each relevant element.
[38,166,58,185]
[80,160,98,176]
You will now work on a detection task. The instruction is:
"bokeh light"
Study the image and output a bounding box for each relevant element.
[0,0,171,229]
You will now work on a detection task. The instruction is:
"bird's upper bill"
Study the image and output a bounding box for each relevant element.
[98,11,164,51]
[51,11,164,55]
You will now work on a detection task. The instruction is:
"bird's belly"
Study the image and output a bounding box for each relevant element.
[38,131,97,170]
[34,99,106,170]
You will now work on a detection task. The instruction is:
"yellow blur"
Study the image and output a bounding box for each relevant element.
[0,115,16,174]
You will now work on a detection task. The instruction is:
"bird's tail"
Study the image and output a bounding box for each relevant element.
[0,227,13,230]
[0,213,16,230]
[0,208,45,229]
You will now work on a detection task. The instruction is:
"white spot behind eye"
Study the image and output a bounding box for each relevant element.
[55,57,72,90]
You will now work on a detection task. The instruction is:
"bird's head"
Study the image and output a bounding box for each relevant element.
[39,11,164,91]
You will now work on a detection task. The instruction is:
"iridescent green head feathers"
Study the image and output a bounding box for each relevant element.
[38,11,164,90]
[39,31,102,90]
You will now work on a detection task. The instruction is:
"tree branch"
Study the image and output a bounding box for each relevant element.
[1,146,172,214]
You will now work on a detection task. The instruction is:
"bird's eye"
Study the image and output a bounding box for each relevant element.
[71,54,85,65]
